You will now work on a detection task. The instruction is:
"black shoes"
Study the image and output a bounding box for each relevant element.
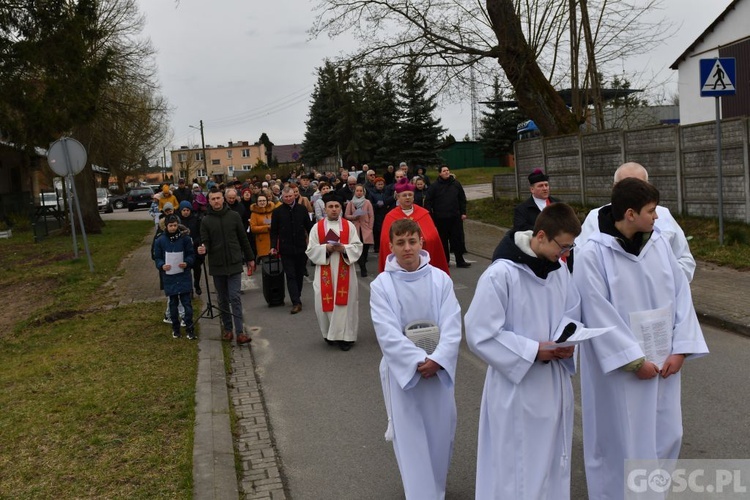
[194,284,202,295]
[456,262,471,268]
[338,341,353,351]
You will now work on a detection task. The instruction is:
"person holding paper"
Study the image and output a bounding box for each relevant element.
[154,214,196,340]
[465,203,581,500]
[573,178,709,500]
[344,184,374,277]
[370,218,462,500]
[305,192,363,351]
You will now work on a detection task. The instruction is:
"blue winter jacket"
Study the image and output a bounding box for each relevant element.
[154,228,195,296]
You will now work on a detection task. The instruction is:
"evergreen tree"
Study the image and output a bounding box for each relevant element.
[395,59,446,168]
[478,77,523,160]
[302,62,340,167]
[361,73,400,170]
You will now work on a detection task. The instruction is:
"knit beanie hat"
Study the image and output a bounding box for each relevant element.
[179,200,192,212]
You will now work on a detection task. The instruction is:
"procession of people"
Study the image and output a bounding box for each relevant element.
[151,161,707,500]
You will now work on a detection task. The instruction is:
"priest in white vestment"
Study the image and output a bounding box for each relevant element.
[465,203,581,500]
[370,218,462,500]
[573,179,708,500]
[306,192,363,351]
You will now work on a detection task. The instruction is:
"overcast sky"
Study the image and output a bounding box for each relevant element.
[137,0,735,153]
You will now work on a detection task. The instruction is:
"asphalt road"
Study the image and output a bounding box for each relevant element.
[103,196,750,498]
[243,253,750,499]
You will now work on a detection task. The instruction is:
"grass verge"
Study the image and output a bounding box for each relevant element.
[451,166,513,185]
[468,197,750,270]
[0,221,197,497]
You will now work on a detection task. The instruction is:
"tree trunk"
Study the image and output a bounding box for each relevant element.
[487,0,579,137]
[579,0,604,130]
[71,165,104,234]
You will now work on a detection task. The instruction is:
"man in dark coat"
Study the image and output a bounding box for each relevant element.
[198,190,256,345]
[270,186,315,314]
[425,165,471,268]
[513,169,561,231]
[174,178,194,204]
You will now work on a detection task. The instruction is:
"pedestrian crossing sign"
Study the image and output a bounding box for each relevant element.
[700,58,736,97]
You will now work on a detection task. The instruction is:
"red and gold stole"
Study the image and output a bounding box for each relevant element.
[317,219,350,312]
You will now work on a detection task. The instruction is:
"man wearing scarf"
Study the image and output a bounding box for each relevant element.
[378,178,449,275]
[305,192,363,351]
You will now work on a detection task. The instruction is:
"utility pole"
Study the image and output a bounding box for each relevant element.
[190,120,209,181]
[200,120,207,180]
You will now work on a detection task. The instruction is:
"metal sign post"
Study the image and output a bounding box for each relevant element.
[48,137,95,271]
[700,57,736,246]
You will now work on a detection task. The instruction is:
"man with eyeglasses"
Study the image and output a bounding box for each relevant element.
[466,202,582,499]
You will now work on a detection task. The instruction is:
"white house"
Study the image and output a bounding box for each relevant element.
[670,0,750,125]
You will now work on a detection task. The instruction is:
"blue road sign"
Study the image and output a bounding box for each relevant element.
[700,58,736,97]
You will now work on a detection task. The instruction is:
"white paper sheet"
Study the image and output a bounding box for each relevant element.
[541,322,615,349]
[629,307,673,368]
[165,251,184,275]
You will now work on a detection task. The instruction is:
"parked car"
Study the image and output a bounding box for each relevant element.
[97,188,114,213]
[109,191,129,209]
[127,187,155,211]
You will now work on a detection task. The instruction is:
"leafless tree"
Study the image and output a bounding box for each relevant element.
[311,0,672,136]
[71,0,170,231]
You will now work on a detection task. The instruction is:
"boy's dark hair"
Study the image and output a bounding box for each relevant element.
[611,178,659,221]
[533,203,581,239]
[390,219,423,241]
[165,214,180,225]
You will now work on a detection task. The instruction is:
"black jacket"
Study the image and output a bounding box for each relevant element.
[270,201,315,255]
[425,176,467,219]
[512,195,561,231]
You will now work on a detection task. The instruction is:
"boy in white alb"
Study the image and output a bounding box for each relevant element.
[465,203,582,500]
[573,178,709,500]
[370,219,462,500]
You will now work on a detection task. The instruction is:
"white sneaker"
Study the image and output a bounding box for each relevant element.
[180,318,186,327]
[163,314,172,324]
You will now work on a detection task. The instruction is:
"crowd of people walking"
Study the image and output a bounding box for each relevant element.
[145,160,707,500]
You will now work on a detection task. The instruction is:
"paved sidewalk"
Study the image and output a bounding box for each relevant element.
[115,216,750,499]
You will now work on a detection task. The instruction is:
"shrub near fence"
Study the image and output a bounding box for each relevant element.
[496,117,750,223]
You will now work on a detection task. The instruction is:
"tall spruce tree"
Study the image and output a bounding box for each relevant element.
[478,77,523,161]
[302,62,340,167]
[361,73,400,170]
[396,59,445,168]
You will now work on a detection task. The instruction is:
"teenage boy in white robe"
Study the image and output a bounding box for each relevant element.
[465,203,581,500]
[305,192,363,351]
[573,178,709,500]
[576,162,696,282]
[370,218,462,500]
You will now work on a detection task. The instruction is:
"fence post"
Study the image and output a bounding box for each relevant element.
[675,125,684,216]
[578,134,586,205]
[743,117,750,224]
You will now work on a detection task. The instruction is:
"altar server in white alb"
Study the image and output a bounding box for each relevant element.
[370,218,462,500]
[465,203,582,500]
[305,192,363,351]
[573,178,708,500]
[576,162,696,282]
